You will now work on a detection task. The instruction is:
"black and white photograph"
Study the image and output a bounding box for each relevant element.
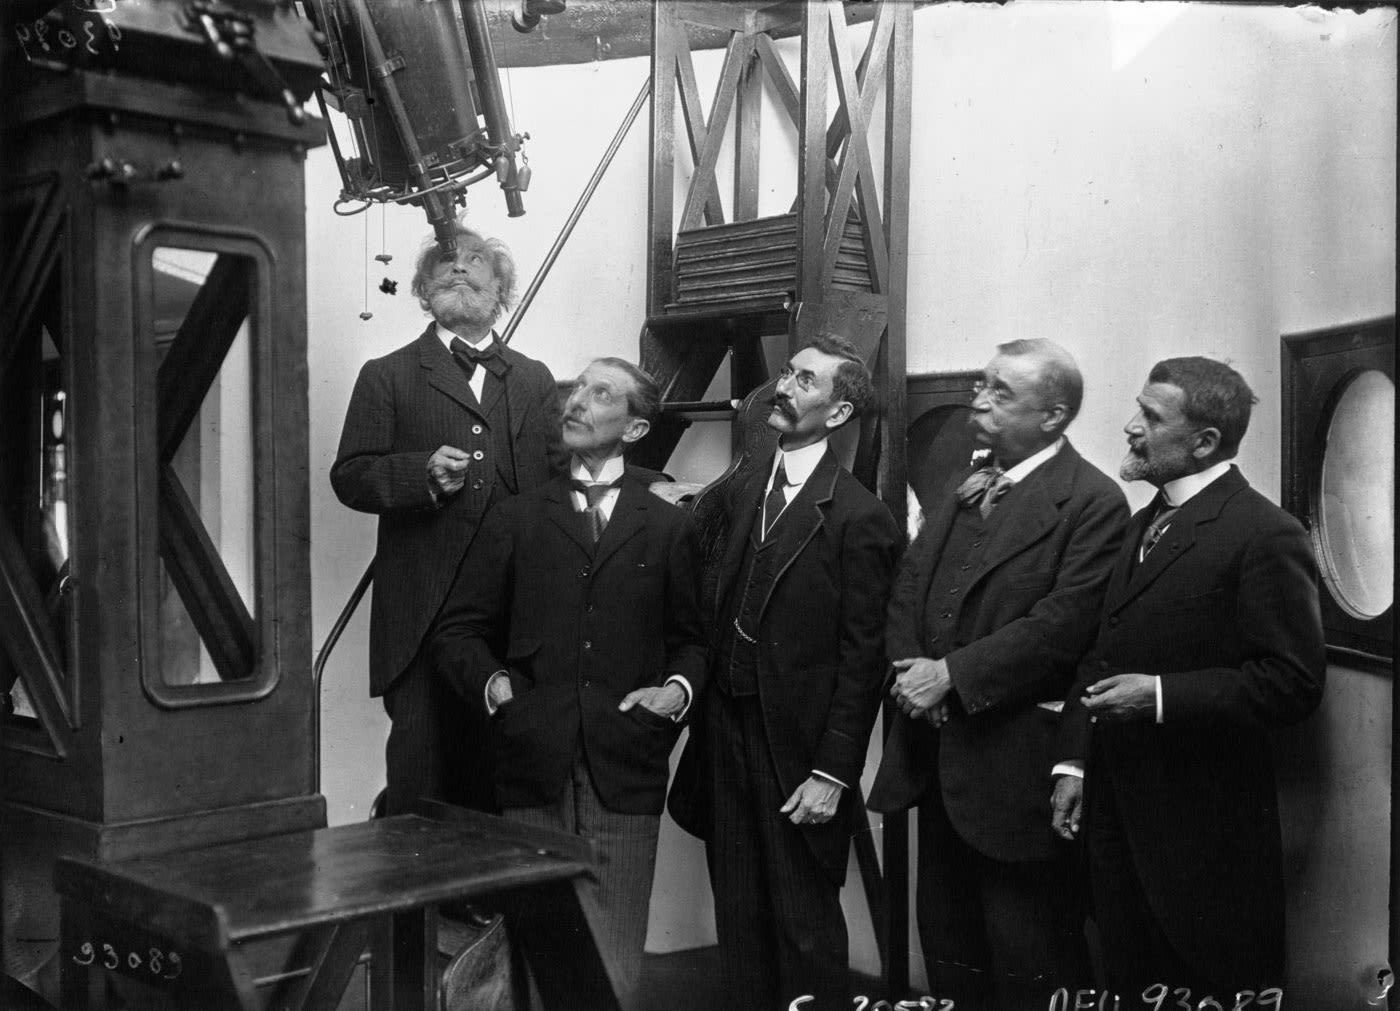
[1,2,1394,1010]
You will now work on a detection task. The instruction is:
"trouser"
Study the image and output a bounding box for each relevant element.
[1085,771,1278,1004]
[381,647,496,816]
[916,786,1090,1011]
[505,757,660,1011]
[707,691,849,1011]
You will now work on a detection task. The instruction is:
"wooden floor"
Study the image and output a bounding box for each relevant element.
[637,945,731,1009]
[639,945,885,1011]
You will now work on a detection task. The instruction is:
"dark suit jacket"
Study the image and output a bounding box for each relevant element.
[1059,466,1326,983]
[867,441,1128,863]
[669,448,900,880]
[330,326,564,696]
[429,470,709,816]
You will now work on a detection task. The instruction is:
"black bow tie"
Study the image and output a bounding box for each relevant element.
[449,337,507,379]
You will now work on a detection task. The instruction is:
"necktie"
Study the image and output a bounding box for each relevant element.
[1138,498,1180,563]
[762,460,790,539]
[955,465,1013,520]
[570,478,622,543]
[449,336,502,381]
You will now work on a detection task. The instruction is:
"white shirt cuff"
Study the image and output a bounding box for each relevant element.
[484,670,508,715]
[811,770,848,790]
[665,675,693,721]
[1155,675,1164,724]
[1052,762,1084,779]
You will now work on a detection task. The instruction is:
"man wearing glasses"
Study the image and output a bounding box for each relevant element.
[670,333,899,1011]
[868,339,1128,1010]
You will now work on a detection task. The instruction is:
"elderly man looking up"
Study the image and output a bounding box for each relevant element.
[331,222,564,818]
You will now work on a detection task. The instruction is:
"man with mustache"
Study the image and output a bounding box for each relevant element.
[431,358,706,1011]
[669,334,900,1011]
[1053,357,1325,1002]
[867,339,1127,1010]
[331,222,564,817]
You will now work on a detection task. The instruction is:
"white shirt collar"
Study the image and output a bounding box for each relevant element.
[1160,460,1232,508]
[570,455,626,485]
[1001,437,1064,485]
[435,324,496,351]
[771,439,828,489]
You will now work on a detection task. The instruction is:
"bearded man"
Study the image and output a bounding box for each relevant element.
[332,222,565,817]
[1053,357,1325,1001]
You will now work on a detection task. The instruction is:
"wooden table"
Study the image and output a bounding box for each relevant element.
[55,805,619,1011]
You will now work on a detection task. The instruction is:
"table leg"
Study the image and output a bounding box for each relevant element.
[369,908,438,1011]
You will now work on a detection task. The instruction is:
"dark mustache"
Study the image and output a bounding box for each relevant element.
[768,395,796,417]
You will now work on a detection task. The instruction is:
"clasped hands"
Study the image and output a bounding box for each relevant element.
[889,657,952,728]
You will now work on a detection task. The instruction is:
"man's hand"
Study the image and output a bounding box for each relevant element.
[1050,774,1083,841]
[924,702,951,728]
[1081,673,1155,722]
[486,673,514,713]
[618,683,686,719]
[428,445,471,497]
[889,657,952,718]
[779,777,843,826]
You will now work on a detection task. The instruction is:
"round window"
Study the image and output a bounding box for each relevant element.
[1316,369,1394,619]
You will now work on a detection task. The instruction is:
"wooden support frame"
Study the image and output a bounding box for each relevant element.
[0,173,75,759]
[152,254,261,685]
[642,0,915,992]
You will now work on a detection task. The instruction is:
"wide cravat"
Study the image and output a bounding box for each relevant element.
[570,478,622,544]
[762,460,790,540]
[449,336,505,381]
[1137,497,1180,563]
[955,464,1013,520]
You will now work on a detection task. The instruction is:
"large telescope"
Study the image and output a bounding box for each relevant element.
[307,0,549,251]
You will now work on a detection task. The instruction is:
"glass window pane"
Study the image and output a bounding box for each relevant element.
[1317,369,1394,620]
[151,247,258,687]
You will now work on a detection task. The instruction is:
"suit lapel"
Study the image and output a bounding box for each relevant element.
[971,442,1081,584]
[1109,466,1246,613]
[592,476,649,570]
[1103,508,1149,607]
[909,468,965,613]
[495,342,534,437]
[420,327,485,419]
[756,449,839,621]
[543,477,595,559]
[477,333,515,422]
[716,463,767,613]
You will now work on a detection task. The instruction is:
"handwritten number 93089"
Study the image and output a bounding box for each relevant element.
[1047,986,1283,1010]
[14,7,122,62]
[71,941,182,981]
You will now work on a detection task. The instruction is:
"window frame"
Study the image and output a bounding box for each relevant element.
[1281,316,1395,670]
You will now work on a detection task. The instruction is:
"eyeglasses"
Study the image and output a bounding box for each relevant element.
[777,363,818,392]
[970,379,1015,406]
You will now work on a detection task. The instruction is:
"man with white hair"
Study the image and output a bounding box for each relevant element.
[331,221,564,818]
